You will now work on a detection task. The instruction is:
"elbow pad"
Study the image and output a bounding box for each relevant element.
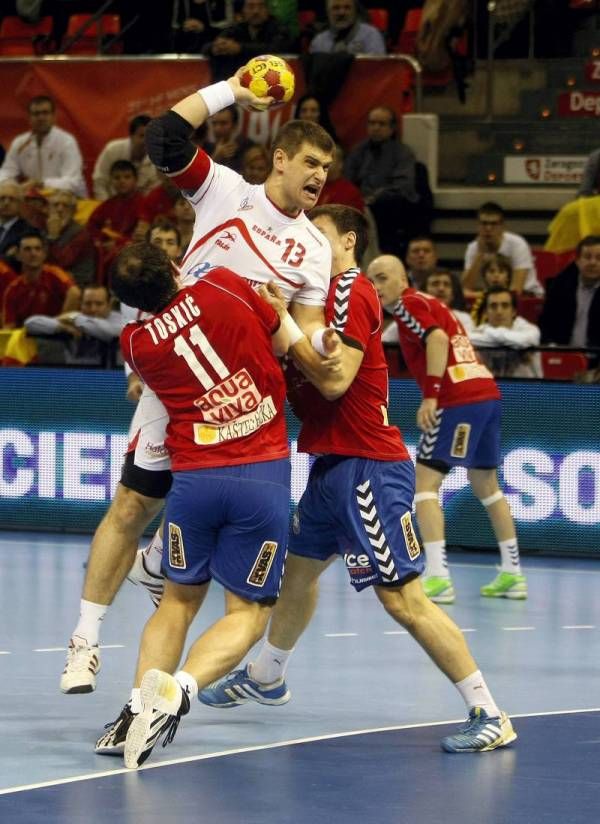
[145,111,196,175]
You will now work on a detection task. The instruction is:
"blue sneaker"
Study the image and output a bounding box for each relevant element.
[441,707,517,753]
[199,665,291,708]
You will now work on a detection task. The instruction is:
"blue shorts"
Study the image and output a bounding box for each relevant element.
[416,399,501,471]
[163,459,290,603]
[288,456,424,592]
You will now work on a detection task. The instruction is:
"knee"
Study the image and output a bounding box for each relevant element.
[377,585,423,632]
[109,485,162,531]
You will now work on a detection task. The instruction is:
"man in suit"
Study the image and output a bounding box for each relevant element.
[540,235,600,350]
[0,181,33,263]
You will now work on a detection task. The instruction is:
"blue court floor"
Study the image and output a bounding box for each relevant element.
[1,532,600,823]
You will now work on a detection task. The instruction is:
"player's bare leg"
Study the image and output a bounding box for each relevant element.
[199,554,332,708]
[60,484,163,694]
[468,468,527,599]
[414,463,454,603]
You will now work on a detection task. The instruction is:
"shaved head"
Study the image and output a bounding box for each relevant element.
[367,255,409,307]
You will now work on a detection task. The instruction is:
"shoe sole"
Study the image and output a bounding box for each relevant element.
[124,670,164,769]
[61,683,96,694]
[200,688,291,709]
[480,591,528,599]
[430,594,456,604]
[442,721,518,753]
[95,744,125,756]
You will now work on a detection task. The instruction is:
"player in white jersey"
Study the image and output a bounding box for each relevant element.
[60,67,336,700]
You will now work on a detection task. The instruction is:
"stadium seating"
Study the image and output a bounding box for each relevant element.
[0,15,53,56]
[367,9,389,33]
[541,351,588,380]
[395,8,421,54]
[61,14,121,55]
[533,249,576,286]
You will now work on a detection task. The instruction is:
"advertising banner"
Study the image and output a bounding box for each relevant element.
[557,90,600,117]
[503,155,586,185]
[1,370,599,556]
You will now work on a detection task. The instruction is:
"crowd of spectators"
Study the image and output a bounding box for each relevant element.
[0,1,598,379]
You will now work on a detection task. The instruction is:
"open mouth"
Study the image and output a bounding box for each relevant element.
[304,184,320,200]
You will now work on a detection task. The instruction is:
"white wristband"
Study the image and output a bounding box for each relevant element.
[197,81,236,116]
[282,314,304,347]
[311,327,329,356]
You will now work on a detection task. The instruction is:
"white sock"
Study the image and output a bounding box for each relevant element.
[455,670,500,717]
[130,687,142,714]
[142,529,164,576]
[72,599,108,647]
[498,538,521,574]
[250,639,294,684]
[175,669,198,703]
[423,540,449,578]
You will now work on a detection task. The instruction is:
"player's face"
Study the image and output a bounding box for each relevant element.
[425,274,453,306]
[367,264,406,307]
[311,214,345,275]
[486,292,515,328]
[81,287,110,318]
[577,243,600,284]
[281,142,333,212]
[406,240,436,273]
[150,229,181,261]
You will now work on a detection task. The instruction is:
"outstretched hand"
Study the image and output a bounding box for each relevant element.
[228,72,274,112]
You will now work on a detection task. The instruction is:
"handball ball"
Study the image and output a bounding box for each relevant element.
[240,55,295,110]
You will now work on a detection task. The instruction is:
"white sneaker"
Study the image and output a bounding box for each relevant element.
[127,549,164,607]
[60,641,101,694]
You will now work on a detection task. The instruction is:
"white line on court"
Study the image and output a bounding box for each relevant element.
[501,626,536,631]
[561,625,595,630]
[325,632,358,637]
[383,630,408,635]
[2,707,599,797]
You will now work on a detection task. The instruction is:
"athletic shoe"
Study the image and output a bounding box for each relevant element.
[480,571,528,600]
[422,575,455,604]
[127,549,164,608]
[95,702,136,756]
[60,641,100,694]
[441,707,517,753]
[124,670,190,769]
[199,665,291,708]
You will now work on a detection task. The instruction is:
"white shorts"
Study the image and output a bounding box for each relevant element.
[127,386,171,472]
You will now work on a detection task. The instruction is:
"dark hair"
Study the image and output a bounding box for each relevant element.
[483,284,517,310]
[424,268,467,310]
[129,114,151,135]
[367,105,398,138]
[478,201,505,220]
[407,234,435,250]
[18,229,47,247]
[576,235,600,255]
[309,204,369,265]
[28,95,54,112]
[211,104,240,126]
[480,253,513,283]
[271,119,334,160]
[293,94,339,143]
[111,242,178,313]
[147,219,182,247]
[110,159,137,177]
[82,284,110,300]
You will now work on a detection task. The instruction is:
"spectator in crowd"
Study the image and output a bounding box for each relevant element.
[24,284,123,366]
[0,95,87,197]
[169,0,234,53]
[240,144,270,185]
[0,181,33,262]
[147,220,182,262]
[317,144,364,213]
[87,160,145,249]
[539,235,600,350]
[92,114,158,201]
[577,147,600,197]
[293,93,339,143]
[309,0,386,54]
[45,190,96,287]
[21,187,49,233]
[470,286,541,379]
[205,106,256,174]
[172,194,196,253]
[204,0,294,80]
[424,268,474,333]
[470,254,512,326]
[405,235,438,289]
[462,202,543,297]
[136,172,180,238]
[345,106,420,257]
[0,258,17,307]
[2,230,80,328]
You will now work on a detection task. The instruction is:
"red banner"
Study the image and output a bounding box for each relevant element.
[0,57,413,192]
[557,90,600,117]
